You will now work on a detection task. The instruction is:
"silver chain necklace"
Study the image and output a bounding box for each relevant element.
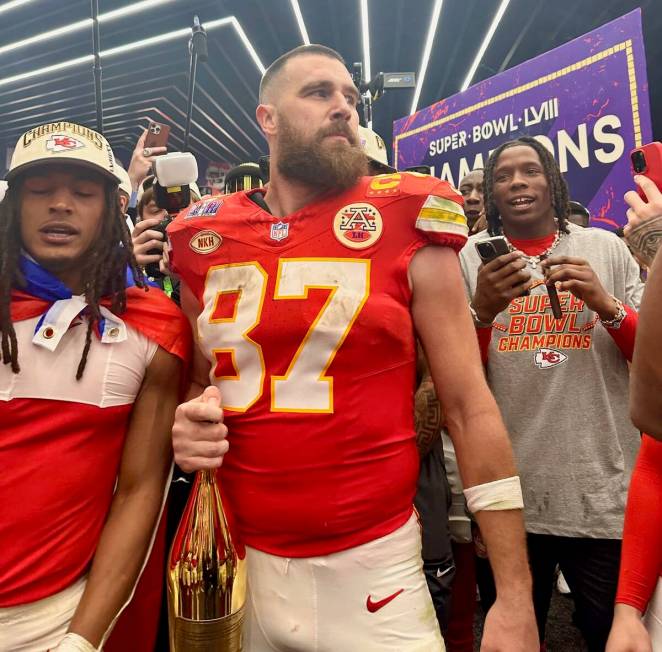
[505,230,563,269]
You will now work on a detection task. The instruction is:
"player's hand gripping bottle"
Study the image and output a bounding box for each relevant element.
[167,470,247,651]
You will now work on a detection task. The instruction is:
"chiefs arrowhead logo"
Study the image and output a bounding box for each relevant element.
[534,348,568,369]
[46,135,85,152]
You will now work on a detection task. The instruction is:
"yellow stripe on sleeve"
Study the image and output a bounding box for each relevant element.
[416,217,469,236]
[417,207,468,225]
[421,194,465,217]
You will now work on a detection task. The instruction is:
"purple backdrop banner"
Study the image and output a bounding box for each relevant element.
[393,10,651,229]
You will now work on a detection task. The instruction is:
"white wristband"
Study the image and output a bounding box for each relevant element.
[463,476,524,513]
[52,633,97,652]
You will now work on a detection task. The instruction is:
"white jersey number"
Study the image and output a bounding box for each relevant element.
[199,259,370,413]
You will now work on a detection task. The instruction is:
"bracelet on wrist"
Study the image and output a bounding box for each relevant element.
[600,295,627,329]
[469,304,495,328]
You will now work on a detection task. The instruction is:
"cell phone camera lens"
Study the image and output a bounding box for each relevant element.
[631,150,646,173]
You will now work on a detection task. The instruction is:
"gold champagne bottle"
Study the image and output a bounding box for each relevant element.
[167,469,247,651]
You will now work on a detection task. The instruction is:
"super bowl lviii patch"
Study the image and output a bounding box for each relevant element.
[189,230,222,254]
[186,199,223,218]
[333,202,383,249]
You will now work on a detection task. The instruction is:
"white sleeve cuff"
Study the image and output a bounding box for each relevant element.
[52,633,97,652]
[463,476,524,513]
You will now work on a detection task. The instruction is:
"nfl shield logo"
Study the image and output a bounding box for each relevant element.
[270,221,289,241]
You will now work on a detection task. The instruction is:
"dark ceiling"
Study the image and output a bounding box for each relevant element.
[1,0,660,173]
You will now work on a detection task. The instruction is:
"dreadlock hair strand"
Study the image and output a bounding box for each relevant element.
[0,183,24,373]
[483,136,571,237]
[0,177,145,381]
[74,182,145,380]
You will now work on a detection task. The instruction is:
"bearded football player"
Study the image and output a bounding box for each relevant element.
[0,123,189,651]
[168,45,537,651]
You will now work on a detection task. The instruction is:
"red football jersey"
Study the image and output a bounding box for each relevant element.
[168,172,467,556]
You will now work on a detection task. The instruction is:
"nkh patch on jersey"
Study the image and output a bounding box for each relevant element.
[189,230,222,254]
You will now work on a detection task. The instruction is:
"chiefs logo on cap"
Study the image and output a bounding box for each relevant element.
[333,202,383,250]
[46,135,85,153]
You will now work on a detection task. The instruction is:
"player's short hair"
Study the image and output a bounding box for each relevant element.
[259,44,346,104]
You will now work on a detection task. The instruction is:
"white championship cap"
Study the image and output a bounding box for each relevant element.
[116,164,132,198]
[358,125,396,173]
[5,121,120,185]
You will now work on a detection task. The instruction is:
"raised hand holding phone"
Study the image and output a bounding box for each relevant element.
[127,127,168,192]
[624,174,662,268]
[630,142,662,202]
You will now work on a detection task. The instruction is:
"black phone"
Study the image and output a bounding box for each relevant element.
[145,215,173,279]
[476,236,530,297]
[475,236,510,263]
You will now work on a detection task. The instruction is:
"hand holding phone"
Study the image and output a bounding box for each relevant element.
[475,235,531,297]
[631,142,662,202]
[472,238,531,323]
[475,235,510,264]
[128,128,169,193]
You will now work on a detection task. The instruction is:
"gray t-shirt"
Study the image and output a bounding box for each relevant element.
[459,224,644,539]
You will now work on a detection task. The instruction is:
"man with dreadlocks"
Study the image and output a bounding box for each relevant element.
[459,136,644,651]
[0,122,189,651]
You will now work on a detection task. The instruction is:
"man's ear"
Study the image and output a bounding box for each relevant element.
[256,104,277,137]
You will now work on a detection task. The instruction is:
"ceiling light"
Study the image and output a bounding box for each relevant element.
[229,17,266,74]
[0,0,35,16]
[360,0,371,82]
[0,20,89,57]
[102,27,190,58]
[461,0,511,91]
[290,0,310,45]
[410,0,443,114]
[0,16,265,88]
[0,55,94,88]
[0,0,176,58]
[101,0,176,23]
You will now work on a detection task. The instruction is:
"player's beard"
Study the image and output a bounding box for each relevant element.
[276,117,368,193]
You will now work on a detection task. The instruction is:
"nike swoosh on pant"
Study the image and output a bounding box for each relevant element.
[366,588,405,613]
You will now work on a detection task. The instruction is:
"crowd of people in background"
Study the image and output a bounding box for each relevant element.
[1,42,662,652]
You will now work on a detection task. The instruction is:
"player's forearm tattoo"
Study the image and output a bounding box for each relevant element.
[414,376,443,457]
[626,215,662,267]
